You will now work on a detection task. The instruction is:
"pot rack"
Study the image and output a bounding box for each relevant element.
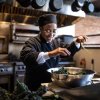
[0,3,82,27]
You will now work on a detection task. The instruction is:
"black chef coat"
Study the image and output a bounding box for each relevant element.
[20,34,79,91]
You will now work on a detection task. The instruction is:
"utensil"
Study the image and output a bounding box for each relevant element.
[47,67,95,88]
[80,42,84,49]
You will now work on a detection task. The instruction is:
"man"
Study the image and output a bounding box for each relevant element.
[20,14,86,91]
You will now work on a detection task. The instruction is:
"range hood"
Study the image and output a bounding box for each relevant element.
[0,2,85,27]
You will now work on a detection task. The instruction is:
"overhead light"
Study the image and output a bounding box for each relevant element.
[82,1,95,13]
[71,0,84,12]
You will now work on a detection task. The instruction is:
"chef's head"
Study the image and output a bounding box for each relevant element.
[38,14,57,42]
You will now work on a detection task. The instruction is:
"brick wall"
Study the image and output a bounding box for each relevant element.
[74,15,100,73]
[75,15,100,35]
[75,15,100,44]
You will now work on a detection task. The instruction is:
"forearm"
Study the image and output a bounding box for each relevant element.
[36,50,61,64]
[48,50,58,57]
[67,42,80,56]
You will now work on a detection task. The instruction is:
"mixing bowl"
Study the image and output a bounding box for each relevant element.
[47,67,95,88]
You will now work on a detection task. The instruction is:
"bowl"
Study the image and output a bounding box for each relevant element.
[47,67,95,88]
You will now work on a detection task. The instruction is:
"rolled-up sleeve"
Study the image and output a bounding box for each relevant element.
[36,52,50,64]
[67,42,80,56]
[74,41,80,49]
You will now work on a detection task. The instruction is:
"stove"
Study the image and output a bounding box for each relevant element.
[15,62,26,83]
[0,62,13,91]
[0,61,26,91]
[0,63,13,75]
[0,62,26,75]
[15,62,26,72]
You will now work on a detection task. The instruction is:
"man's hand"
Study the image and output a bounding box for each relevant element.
[48,47,71,57]
[76,35,87,43]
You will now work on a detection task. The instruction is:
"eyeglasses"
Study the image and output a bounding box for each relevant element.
[43,29,57,33]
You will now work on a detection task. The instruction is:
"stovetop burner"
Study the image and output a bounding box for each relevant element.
[0,61,26,75]
[0,62,13,75]
[15,62,26,72]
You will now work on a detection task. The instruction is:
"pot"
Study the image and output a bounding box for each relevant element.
[31,0,46,9]
[49,0,63,11]
[71,0,84,12]
[82,1,95,13]
[47,67,95,88]
[16,0,31,7]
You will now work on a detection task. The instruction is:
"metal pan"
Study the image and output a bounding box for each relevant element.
[47,67,95,88]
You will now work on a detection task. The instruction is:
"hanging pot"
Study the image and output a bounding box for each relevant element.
[0,0,6,3]
[82,1,95,13]
[71,0,84,12]
[31,0,46,9]
[16,0,31,7]
[49,0,63,11]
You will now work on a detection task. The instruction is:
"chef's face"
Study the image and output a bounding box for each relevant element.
[40,23,57,42]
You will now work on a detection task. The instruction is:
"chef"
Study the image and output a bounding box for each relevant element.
[20,14,86,91]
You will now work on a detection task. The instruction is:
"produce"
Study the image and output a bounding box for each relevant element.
[55,67,68,74]
[54,67,86,75]
[0,80,63,100]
